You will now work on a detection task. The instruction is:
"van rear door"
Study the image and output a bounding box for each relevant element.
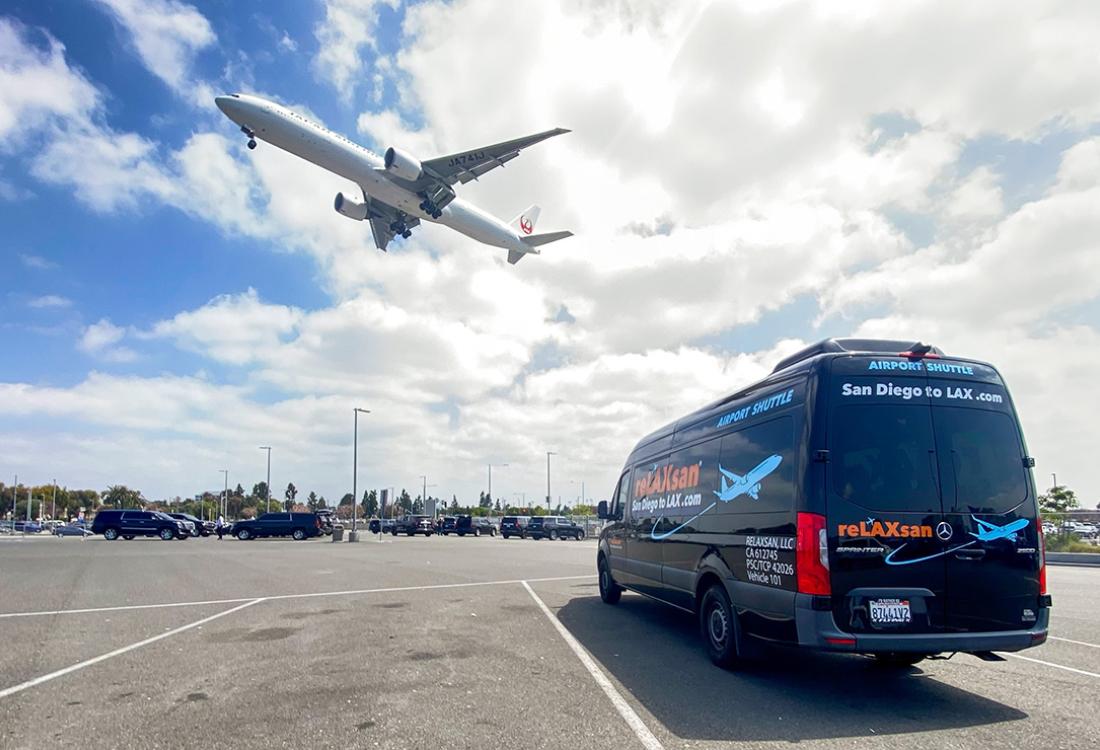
[826,360,947,635]
[928,375,1041,632]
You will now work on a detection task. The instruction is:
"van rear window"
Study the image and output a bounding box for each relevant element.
[934,407,1028,513]
[831,404,941,513]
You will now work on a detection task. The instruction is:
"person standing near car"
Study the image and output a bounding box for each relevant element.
[216,515,226,540]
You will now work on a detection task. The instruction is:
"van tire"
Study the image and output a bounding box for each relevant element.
[237,528,252,541]
[292,528,306,541]
[700,584,743,669]
[872,653,926,668]
[104,528,120,540]
[598,557,622,604]
[159,528,175,541]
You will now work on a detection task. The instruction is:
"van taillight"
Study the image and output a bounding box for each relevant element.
[796,512,830,596]
[1037,517,1047,595]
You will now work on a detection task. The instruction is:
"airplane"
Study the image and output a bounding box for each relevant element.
[214,93,572,264]
[714,454,783,502]
[969,515,1030,543]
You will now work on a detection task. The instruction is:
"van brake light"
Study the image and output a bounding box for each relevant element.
[797,512,831,596]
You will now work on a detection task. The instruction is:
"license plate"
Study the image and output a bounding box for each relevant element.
[870,598,911,625]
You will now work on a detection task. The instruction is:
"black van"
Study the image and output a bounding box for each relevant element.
[596,339,1050,668]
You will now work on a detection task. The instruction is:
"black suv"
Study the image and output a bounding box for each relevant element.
[500,516,530,539]
[167,512,215,537]
[454,516,497,537]
[528,516,585,540]
[440,516,458,534]
[92,510,188,541]
[392,515,434,536]
[231,512,322,540]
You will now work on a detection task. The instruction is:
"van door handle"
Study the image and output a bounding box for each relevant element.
[954,548,986,560]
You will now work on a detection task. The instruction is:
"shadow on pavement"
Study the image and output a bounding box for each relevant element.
[556,593,1027,743]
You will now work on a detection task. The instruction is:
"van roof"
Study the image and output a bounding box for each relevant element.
[627,338,944,461]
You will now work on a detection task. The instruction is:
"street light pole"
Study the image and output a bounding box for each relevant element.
[488,463,509,509]
[51,479,57,522]
[546,452,557,513]
[219,470,228,521]
[353,408,370,534]
[420,475,427,511]
[1051,472,1057,490]
[259,446,272,513]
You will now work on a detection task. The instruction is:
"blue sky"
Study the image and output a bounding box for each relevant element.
[1,1,1099,505]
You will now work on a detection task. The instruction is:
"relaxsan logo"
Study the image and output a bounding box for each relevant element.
[838,519,933,539]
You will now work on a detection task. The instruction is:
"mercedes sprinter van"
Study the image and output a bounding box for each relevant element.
[596,339,1050,668]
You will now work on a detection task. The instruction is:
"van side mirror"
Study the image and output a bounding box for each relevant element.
[597,501,609,519]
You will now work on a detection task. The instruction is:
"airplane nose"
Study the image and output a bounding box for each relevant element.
[214,94,239,119]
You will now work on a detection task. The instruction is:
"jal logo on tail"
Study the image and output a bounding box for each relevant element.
[519,216,533,235]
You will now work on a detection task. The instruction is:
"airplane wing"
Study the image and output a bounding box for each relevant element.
[361,195,419,252]
[420,128,570,186]
[718,466,744,484]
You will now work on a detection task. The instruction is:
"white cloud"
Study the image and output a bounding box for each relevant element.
[92,0,216,103]
[19,253,57,270]
[278,32,298,53]
[312,0,400,103]
[27,295,71,309]
[78,319,137,362]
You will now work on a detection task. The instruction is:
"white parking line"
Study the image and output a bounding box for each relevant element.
[523,580,664,750]
[1003,652,1100,678]
[1049,636,1100,649]
[0,575,596,619]
[0,598,264,701]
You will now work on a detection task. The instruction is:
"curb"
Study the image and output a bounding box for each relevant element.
[1047,552,1100,567]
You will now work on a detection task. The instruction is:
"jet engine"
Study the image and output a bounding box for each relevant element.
[383,147,423,181]
[334,192,369,221]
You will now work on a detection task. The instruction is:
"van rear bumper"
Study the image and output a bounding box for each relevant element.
[794,594,1050,653]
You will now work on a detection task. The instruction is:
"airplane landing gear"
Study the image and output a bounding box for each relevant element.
[389,219,412,239]
[418,199,442,220]
[240,125,257,150]
[247,139,257,150]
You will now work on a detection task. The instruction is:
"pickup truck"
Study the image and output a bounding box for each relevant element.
[392,515,434,536]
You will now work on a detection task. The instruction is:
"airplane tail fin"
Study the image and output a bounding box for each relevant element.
[511,205,541,236]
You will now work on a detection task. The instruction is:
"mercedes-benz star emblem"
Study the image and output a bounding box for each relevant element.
[936,521,954,541]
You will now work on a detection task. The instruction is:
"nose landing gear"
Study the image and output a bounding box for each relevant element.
[240,125,257,150]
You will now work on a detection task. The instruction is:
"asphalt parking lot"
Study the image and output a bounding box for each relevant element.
[0,534,1097,749]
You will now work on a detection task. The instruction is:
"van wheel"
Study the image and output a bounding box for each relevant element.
[700,584,743,669]
[159,528,175,541]
[598,557,622,604]
[292,528,306,541]
[872,653,926,668]
[237,528,251,541]
[104,528,120,540]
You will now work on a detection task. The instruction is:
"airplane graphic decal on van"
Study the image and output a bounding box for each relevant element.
[883,516,1030,566]
[649,455,782,541]
[714,455,782,502]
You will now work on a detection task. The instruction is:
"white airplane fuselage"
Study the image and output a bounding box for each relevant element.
[215,94,532,253]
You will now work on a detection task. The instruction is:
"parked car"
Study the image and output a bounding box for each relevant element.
[454,515,497,537]
[12,520,44,533]
[392,515,434,536]
[500,516,530,539]
[231,512,322,541]
[167,512,215,537]
[525,516,585,540]
[92,510,188,541]
[53,523,94,537]
[440,516,458,534]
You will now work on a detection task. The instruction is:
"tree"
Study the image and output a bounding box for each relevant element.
[363,489,379,517]
[285,482,298,512]
[235,483,245,498]
[103,485,143,508]
[398,489,412,513]
[493,498,502,512]
[1039,485,1079,515]
[252,482,269,502]
[307,491,320,511]
[339,493,354,506]
[450,495,459,512]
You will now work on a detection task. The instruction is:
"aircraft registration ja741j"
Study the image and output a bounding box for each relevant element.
[215,93,572,264]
